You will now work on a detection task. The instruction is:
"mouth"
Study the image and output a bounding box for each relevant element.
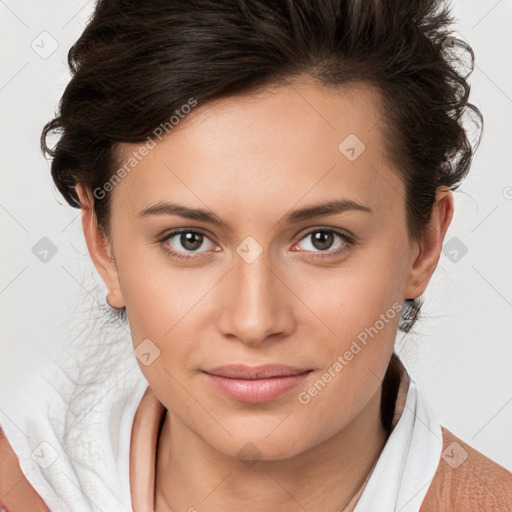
[202,364,313,403]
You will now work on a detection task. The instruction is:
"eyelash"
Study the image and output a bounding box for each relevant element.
[158,228,355,261]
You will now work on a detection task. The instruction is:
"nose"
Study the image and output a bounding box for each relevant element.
[217,249,296,347]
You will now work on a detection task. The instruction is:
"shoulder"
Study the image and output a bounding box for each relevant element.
[420,426,512,512]
[0,428,49,512]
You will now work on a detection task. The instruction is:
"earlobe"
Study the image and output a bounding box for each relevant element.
[404,187,454,299]
[75,184,125,308]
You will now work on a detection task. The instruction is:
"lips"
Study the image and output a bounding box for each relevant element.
[202,364,313,403]
[203,364,312,379]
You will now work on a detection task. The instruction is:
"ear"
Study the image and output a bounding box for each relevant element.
[76,184,125,308]
[404,186,454,299]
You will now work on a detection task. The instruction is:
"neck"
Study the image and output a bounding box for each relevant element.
[155,382,394,512]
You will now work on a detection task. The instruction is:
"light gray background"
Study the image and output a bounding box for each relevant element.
[1,0,511,470]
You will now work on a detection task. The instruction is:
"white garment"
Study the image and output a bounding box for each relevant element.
[0,349,442,512]
[0,334,148,512]
[353,378,443,512]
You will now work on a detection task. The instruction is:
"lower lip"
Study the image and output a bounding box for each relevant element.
[203,372,311,403]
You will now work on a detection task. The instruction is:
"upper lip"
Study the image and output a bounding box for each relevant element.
[203,364,312,380]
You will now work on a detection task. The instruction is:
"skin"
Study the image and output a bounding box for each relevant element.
[77,76,454,511]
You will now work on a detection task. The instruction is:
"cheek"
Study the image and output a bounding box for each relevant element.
[115,247,222,386]
[303,238,408,340]
[116,239,206,336]
[292,283,401,442]
[294,239,407,399]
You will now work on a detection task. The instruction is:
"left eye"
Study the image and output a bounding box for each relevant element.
[295,229,352,257]
[294,229,351,254]
[162,229,216,257]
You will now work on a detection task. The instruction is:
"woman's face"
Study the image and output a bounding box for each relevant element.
[85,78,448,461]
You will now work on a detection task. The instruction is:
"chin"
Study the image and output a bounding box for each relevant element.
[200,422,316,463]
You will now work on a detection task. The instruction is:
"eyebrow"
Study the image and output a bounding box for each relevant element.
[138,198,372,228]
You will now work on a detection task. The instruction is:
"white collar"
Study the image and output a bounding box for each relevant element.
[353,376,443,512]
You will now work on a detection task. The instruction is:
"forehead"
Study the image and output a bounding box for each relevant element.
[111,78,404,222]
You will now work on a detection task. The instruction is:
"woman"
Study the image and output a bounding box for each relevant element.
[1,0,510,510]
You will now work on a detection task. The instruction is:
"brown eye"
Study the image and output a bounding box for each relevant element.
[160,229,217,260]
[310,231,336,251]
[294,229,353,257]
[178,231,204,251]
